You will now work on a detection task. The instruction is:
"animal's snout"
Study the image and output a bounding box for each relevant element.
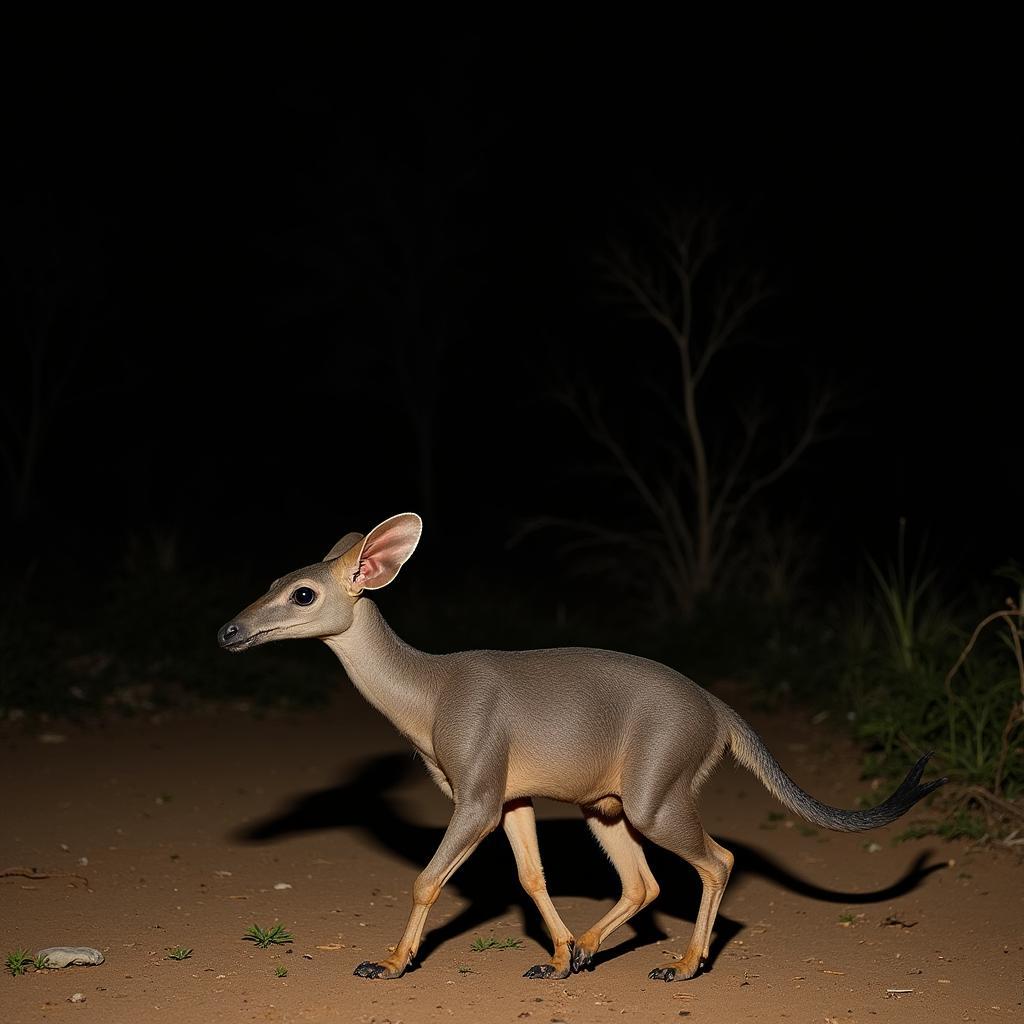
[218,622,244,649]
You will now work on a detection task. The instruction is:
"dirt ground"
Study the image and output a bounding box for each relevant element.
[2,679,1021,1023]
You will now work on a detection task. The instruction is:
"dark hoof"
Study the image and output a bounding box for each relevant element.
[570,946,593,973]
[523,963,558,979]
[354,961,389,979]
[649,967,678,982]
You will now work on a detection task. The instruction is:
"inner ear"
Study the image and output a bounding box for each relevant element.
[349,513,422,592]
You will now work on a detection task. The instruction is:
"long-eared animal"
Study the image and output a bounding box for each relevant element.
[218,513,945,982]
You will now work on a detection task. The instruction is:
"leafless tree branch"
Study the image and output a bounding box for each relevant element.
[552,206,833,617]
[717,388,833,559]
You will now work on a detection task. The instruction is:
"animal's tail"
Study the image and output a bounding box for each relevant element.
[723,708,947,832]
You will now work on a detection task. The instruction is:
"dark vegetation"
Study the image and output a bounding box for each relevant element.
[1,42,1020,843]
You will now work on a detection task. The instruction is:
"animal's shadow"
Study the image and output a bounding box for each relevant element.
[233,753,942,972]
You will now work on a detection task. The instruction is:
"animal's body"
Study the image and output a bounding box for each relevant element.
[219,513,945,982]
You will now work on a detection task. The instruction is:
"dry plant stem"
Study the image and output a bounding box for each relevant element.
[995,704,1024,799]
[963,786,1024,823]
[944,603,1024,798]
[941,785,1024,842]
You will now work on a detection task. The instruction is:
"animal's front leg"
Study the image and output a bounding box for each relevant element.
[354,801,500,979]
[502,799,575,979]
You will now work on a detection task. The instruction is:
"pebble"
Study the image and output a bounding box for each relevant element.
[37,947,105,968]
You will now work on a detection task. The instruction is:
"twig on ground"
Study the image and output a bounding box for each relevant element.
[0,867,90,886]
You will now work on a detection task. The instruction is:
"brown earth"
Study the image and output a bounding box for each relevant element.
[2,680,1021,1023]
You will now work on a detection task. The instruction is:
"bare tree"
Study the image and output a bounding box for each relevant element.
[544,208,831,619]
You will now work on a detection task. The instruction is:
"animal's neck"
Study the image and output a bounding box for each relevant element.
[324,598,439,756]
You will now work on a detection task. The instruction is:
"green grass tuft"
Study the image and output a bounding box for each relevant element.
[243,923,294,949]
[5,950,31,977]
[470,936,523,951]
[166,946,193,961]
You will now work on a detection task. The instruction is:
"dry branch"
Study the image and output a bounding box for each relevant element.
[567,209,831,614]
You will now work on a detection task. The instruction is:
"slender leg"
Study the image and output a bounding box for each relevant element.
[354,801,501,979]
[502,799,576,979]
[646,832,732,981]
[625,785,733,982]
[570,811,661,972]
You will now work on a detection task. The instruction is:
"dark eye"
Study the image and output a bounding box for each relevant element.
[292,587,316,606]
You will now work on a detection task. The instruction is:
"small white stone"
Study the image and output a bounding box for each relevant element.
[37,947,105,968]
[274,883,292,890]
[69,992,86,1003]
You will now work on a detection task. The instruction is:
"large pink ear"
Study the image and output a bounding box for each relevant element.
[349,513,422,592]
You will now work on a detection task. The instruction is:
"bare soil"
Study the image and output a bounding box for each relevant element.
[3,680,1021,1023]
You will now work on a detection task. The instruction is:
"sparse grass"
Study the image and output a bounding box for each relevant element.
[850,601,1015,799]
[837,912,856,925]
[865,519,938,673]
[32,952,52,970]
[772,541,1024,842]
[457,964,475,974]
[166,946,193,961]
[274,965,288,977]
[470,936,523,951]
[894,807,990,844]
[243,923,294,949]
[5,950,33,977]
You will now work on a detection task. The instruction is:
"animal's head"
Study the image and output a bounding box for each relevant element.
[217,513,422,652]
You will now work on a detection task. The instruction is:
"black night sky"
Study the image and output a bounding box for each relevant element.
[3,37,1020,639]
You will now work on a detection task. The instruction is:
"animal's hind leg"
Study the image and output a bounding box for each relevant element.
[502,799,576,979]
[646,832,732,981]
[570,808,660,973]
[624,783,733,982]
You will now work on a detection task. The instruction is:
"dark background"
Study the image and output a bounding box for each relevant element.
[2,35,1019,664]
